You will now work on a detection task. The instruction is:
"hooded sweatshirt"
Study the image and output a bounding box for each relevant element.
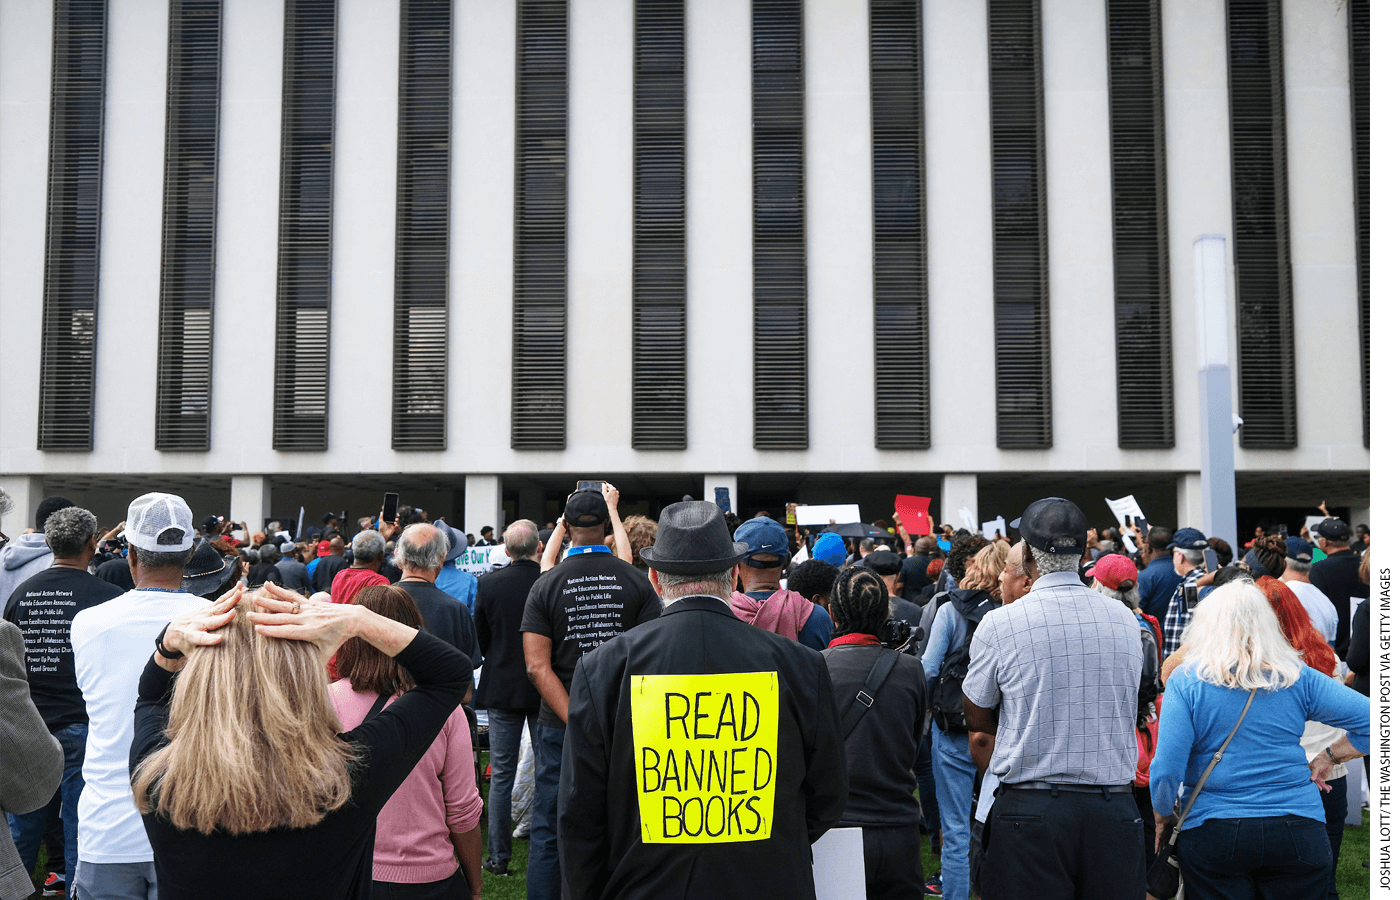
[0,534,53,611]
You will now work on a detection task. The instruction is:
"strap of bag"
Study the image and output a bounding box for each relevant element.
[366,692,392,721]
[1165,688,1258,848]
[842,649,900,740]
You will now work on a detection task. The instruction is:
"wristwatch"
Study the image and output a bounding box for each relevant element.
[154,624,184,660]
[1325,746,1340,765]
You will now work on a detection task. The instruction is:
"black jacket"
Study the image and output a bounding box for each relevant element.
[1311,549,1365,656]
[474,560,544,711]
[559,596,848,900]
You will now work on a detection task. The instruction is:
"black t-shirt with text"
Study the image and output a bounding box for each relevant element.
[519,549,661,728]
[3,566,125,729]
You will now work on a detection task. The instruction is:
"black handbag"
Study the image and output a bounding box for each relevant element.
[1146,688,1258,900]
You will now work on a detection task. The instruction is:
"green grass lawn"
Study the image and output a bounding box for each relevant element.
[32,806,1370,900]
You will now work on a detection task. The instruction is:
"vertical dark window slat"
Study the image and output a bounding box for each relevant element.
[1106,0,1173,448]
[752,0,807,450]
[392,0,451,450]
[272,0,336,451]
[1349,0,1368,447]
[988,0,1051,449]
[870,0,929,449]
[38,0,108,451]
[1226,0,1295,448]
[155,0,222,451]
[511,0,568,450]
[632,0,687,450]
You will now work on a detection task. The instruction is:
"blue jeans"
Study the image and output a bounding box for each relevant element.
[527,723,565,900]
[930,727,975,900]
[914,724,940,850]
[9,723,86,896]
[1178,815,1330,900]
[487,709,537,866]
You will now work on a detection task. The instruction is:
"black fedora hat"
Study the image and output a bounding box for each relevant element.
[639,501,748,576]
[181,537,239,597]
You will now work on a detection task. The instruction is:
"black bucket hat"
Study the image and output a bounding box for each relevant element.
[181,537,239,597]
[639,501,748,576]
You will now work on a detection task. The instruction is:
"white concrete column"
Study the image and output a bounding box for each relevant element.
[464,475,503,540]
[1176,472,1202,533]
[230,476,272,531]
[703,475,738,517]
[0,476,46,535]
[940,474,978,532]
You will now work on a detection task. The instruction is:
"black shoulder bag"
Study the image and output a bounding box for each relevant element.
[1146,688,1258,900]
[841,648,900,740]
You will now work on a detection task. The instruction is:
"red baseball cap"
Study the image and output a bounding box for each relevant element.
[317,540,333,557]
[1087,553,1138,591]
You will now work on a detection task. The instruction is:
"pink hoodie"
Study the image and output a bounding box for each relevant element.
[329,681,482,883]
[729,589,815,641]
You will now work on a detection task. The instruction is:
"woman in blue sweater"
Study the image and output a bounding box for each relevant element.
[1150,580,1369,900]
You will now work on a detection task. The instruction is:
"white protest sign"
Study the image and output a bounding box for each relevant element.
[813,827,866,900]
[796,504,862,527]
[1304,516,1325,542]
[453,544,497,577]
[958,507,976,532]
[791,543,810,565]
[1105,495,1146,527]
[981,517,1007,541]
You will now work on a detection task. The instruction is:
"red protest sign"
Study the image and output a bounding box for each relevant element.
[894,495,932,535]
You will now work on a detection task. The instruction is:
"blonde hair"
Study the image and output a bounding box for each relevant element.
[961,542,1009,597]
[133,597,357,834]
[1180,580,1303,690]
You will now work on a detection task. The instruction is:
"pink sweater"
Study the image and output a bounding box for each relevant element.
[329,680,482,883]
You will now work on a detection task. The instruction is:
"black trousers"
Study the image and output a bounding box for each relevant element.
[860,824,925,900]
[981,787,1145,900]
[372,869,472,900]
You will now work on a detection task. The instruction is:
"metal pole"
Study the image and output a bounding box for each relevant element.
[1194,235,1238,557]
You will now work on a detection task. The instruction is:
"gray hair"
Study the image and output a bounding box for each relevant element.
[1177,548,1205,567]
[45,506,98,558]
[0,488,12,517]
[1092,579,1142,612]
[656,568,734,605]
[503,519,540,561]
[258,543,279,563]
[396,523,449,570]
[134,546,195,570]
[1028,538,1082,575]
[351,529,386,561]
[1285,557,1312,575]
[859,538,876,553]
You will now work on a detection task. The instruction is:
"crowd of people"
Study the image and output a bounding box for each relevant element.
[0,483,1372,900]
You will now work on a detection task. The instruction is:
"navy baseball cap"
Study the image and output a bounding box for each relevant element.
[564,490,609,527]
[1285,536,1314,564]
[1310,517,1351,541]
[735,516,790,567]
[859,549,902,576]
[1010,498,1087,555]
[1168,527,1208,551]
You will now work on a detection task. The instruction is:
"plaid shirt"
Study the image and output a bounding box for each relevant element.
[1160,566,1205,656]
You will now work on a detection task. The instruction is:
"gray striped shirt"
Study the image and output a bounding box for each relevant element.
[962,571,1143,786]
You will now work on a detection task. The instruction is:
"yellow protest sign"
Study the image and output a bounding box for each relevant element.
[630,672,779,844]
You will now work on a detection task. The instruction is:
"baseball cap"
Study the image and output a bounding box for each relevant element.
[859,549,902,577]
[1242,549,1267,578]
[1010,498,1087,555]
[200,514,222,532]
[564,490,609,527]
[316,540,333,557]
[813,533,847,567]
[126,493,196,553]
[1310,517,1351,542]
[1285,536,1313,564]
[1168,527,1208,551]
[1087,553,1138,590]
[735,517,790,567]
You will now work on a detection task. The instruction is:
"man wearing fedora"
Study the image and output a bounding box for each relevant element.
[962,498,1145,900]
[521,488,661,900]
[557,500,847,900]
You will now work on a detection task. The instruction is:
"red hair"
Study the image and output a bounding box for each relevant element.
[1257,576,1334,675]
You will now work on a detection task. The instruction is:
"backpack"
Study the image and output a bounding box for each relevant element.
[928,595,999,734]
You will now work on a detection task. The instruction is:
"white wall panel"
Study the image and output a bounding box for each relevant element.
[0,0,53,463]
[92,0,167,464]
[211,0,284,462]
[806,0,874,467]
